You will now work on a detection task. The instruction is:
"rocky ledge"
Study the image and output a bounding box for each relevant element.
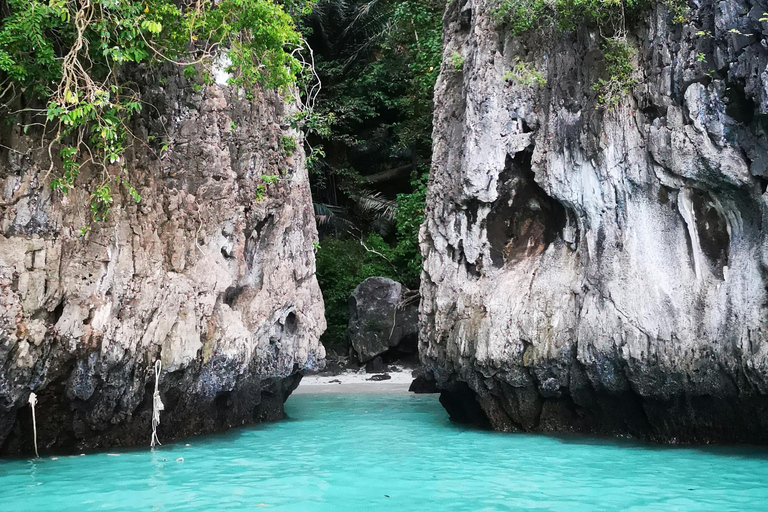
[420,0,768,443]
[0,67,325,455]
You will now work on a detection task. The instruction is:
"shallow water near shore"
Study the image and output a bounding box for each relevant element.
[2,393,768,511]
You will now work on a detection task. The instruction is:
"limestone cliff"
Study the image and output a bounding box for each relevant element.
[421,0,768,442]
[0,68,325,454]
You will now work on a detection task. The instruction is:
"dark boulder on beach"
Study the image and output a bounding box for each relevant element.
[348,277,418,363]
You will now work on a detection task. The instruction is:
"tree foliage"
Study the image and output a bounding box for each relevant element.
[302,0,443,188]
[0,0,309,223]
[493,0,688,33]
[303,0,443,349]
[315,174,424,352]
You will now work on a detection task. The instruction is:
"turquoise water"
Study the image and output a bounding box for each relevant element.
[2,393,768,511]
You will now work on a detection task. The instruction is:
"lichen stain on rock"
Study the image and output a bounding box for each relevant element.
[420,0,768,443]
[0,66,325,455]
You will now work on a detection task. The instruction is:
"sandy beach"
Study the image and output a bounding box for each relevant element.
[293,369,414,394]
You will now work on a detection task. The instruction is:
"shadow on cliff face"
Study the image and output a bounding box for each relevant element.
[486,150,569,269]
[689,190,730,279]
[435,369,768,444]
[1,371,78,455]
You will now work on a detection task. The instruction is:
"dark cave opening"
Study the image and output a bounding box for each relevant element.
[690,190,730,279]
[223,285,244,307]
[439,380,492,429]
[725,81,755,126]
[284,312,298,334]
[486,150,568,268]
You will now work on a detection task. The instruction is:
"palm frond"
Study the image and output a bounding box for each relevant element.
[352,190,397,223]
[306,0,394,61]
[314,202,356,234]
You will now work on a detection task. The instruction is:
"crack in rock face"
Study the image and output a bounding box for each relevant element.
[420,0,768,443]
[0,67,326,455]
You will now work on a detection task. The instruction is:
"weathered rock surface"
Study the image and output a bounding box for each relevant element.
[0,67,325,455]
[348,277,418,363]
[365,356,387,373]
[421,0,768,442]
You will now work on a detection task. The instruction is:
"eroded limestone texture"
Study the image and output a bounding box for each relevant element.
[421,0,768,442]
[0,67,325,454]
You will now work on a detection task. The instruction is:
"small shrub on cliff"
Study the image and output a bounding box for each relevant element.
[450,51,466,71]
[662,0,690,24]
[493,0,688,32]
[592,36,637,107]
[492,0,555,35]
[493,0,687,107]
[503,58,546,87]
[280,135,299,156]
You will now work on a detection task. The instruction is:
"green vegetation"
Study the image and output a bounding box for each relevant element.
[450,51,466,71]
[494,0,689,108]
[315,177,424,352]
[300,0,444,164]
[315,173,428,352]
[493,0,554,35]
[493,0,688,33]
[315,237,393,351]
[592,35,637,107]
[504,57,546,87]
[301,1,443,349]
[662,0,690,24]
[280,135,298,156]
[256,173,282,201]
[0,0,311,225]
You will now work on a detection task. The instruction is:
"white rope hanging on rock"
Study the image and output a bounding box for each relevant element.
[150,360,164,449]
[28,392,39,458]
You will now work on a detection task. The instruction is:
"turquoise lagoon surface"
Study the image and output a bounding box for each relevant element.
[2,393,768,511]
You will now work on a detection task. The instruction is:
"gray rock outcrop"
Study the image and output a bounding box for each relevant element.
[421,0,768,442]
[348,277,418,363]
[0,67,326,454]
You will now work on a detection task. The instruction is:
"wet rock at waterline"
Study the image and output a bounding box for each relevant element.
[420,0,768,443]
[0,67,326,455]
[348,277,418,363]
[409,367,439,394]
